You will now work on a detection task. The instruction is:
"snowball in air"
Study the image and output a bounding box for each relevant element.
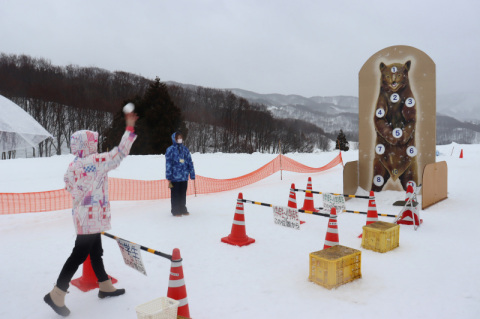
[123,103,135,114]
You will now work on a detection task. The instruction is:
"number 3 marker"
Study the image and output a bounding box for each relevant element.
[406,98,416,107]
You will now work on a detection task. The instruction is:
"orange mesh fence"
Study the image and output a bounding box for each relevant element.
[280,152,344,173]
[0,189,72,215]
[0,153,343,214]
[185,155,281,196]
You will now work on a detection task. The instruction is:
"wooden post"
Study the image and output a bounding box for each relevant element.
[279,140,283,180]
[193,161,197,197]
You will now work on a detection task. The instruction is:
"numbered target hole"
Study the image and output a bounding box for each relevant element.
[407,146,417,157]
[393,128,403,138]
[390,93,400,103]
[375,144,385,155]
[373,175,384,187]
[406,97,416,107]
[376,108,385,118]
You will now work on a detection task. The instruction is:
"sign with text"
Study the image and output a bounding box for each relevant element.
[272,205,300,230]
[322,193,346,215]
[116,238,147,276]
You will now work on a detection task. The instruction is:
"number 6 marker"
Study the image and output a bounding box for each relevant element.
[407,146,417,157]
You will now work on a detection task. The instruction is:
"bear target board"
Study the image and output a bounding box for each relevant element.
[358,45,436,192]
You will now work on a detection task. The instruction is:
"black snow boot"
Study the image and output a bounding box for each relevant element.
[44,286,70,317]
[98,279,126,299]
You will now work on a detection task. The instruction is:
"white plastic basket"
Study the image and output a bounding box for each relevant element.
[135,297,180,319]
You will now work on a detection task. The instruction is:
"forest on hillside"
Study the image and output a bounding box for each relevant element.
[0,53,330,159]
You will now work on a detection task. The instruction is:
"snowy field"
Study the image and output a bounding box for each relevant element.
[0,143,479,319]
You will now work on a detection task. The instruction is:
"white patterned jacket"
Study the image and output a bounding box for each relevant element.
[64,129,136,234]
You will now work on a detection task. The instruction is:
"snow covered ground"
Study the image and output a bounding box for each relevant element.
[0,144,479,319]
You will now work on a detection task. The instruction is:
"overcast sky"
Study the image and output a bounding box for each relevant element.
[1,0,479,97]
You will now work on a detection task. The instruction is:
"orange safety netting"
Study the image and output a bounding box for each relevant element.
[0,153,343,215]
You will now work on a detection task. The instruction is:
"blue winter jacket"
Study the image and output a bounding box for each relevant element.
[166,132,195,182]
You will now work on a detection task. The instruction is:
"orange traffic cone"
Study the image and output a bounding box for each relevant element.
[460,149,463,158]
[396,193,423,228]
[287,183,297,209]
[167,248,190,318]
[301,177,319,212]
[221,193,255,246]
[71,255,118,292]
[358,191,378,238]
[405,184,414,202]
[396,206,422,228]
[324,208,339,249]
[288,183,305,224]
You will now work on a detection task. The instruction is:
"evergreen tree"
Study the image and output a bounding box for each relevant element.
[335,129,349,151]
[104,77,186,155]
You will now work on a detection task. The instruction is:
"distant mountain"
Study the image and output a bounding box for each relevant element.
[437,114,480,144]
[437,92,480,123]
[228,88,358,114]
[227,88,359,135]
[168,81,480,144]
[229,88,480,123]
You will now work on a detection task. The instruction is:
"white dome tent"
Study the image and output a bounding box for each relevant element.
[0,94,53,155]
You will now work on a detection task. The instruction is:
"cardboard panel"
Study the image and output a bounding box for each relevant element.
[343,161,359,200]
[359,45,436,192]
[422,161,448,209]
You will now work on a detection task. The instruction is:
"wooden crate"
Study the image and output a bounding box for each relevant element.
[309,245,361,289]
[361,221,400,253]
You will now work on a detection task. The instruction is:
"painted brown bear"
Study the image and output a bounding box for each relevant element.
[371,60,418,192]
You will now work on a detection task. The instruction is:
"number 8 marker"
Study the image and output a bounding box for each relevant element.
[373,175,384,187]
[391,66,397,73]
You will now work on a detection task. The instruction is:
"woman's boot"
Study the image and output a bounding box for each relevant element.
[44,285,70,317]
[98,279,126,298]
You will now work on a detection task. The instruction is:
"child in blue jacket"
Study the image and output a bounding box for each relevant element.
[165,132,195,216]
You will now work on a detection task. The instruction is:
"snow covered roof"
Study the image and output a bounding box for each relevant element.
[0,95,53,152]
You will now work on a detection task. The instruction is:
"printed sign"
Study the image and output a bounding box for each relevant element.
[117,238,147,276]
[322,193,346,214]
[272,205,300,230]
